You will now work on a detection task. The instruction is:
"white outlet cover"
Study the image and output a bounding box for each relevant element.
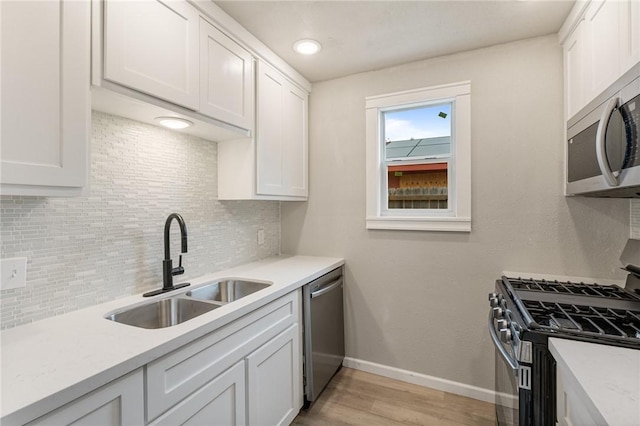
[1,257,27,290]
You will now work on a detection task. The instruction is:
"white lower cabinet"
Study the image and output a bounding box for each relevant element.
[247,325,301,426]
[556,365,606,426]
[26,370,144,426]
[150,361,246,426]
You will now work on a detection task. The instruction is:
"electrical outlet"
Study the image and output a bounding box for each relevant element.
[257,228,265,245]
[1,257,27,290]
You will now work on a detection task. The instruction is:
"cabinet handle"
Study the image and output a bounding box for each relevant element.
[596,96,621,187]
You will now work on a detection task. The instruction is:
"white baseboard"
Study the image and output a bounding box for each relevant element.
[342,357,517,409]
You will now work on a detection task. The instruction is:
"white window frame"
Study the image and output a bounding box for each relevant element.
[365,81,471,232]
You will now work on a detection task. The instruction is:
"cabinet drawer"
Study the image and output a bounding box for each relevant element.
[146,292,298,422]
[150,361,246,426]
[27,369,144,426]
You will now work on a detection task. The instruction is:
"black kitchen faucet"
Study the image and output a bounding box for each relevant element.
[143,213,190,297]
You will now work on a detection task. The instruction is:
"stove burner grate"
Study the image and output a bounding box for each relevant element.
[507,277,640,300]
[524,300,640,345]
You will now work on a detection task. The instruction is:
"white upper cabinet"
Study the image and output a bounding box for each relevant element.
[564,20,587,119]
[103,0,200,110]
[256,61,308,198]
[1,0,91,196]
[561,0,640,120]
[620,0,640,73]
[200,18,254,130]
[584,0,620,100]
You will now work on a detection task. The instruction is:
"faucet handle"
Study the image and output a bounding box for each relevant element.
[172,255,185,276]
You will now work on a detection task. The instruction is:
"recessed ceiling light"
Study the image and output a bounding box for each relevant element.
[155,117,193,130]
[293,39,321,55]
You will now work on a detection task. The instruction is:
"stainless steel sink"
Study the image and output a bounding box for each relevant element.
[106,297,219,329]
[186,279,270,303]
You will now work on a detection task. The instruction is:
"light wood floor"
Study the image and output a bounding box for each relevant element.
[293,368,496,426]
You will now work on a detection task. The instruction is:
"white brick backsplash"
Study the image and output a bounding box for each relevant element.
[632,200,640,240]
[0,112,280,329]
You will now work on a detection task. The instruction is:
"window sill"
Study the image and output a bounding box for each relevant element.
[365,216,471,232]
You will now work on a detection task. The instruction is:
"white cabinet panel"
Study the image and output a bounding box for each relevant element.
[585,0,620,100]
[26,370,144,426]
[620,0,640,73]
[103,0,199,110]
[256,64,285,195]
[150,361,246,426]
[1,0,90,196]
[200,18,254,131]
[282,79,308,197]
[256,61,308,198]
[564,20,587,119]
[247,325,301,426]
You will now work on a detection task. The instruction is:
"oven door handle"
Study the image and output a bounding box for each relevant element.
[488,310,519,374]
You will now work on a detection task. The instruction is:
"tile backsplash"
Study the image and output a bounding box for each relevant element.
[632,200,640,239]
[0,111,280,329]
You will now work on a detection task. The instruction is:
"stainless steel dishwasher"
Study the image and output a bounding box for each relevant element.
[302,266,345,404]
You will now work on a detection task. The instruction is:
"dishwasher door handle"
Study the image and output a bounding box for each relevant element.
[311,277,343,299]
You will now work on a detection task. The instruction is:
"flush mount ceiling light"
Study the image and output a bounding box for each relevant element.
[293,39,321,55]
[155,117,193,129]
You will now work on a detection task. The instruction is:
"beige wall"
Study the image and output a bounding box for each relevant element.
[281,35,630,391]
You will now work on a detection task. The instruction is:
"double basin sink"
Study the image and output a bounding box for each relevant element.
[105,279,271,329]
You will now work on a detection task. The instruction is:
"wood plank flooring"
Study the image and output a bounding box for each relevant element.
[293,368,496,426]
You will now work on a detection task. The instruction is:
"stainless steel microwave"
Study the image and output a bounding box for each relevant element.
[566,64,640,198]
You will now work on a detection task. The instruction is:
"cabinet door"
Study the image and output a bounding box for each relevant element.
[584,0,620,101]
[564,19,587,119]
[282,83,309,197]
[103,0,199,110]
[256,61,308,197]
[247,324,302,426]
[200,18,254,131]
[150,361,246,426]
[620,0,640,73]
[27,370,144,426]
[0,0,90,196]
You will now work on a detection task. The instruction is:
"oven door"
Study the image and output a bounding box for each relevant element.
[489,311,520,426]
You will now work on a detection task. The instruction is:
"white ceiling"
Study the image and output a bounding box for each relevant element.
[215,0,575,83]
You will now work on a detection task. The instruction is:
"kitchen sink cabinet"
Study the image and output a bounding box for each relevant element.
[247,324,301,426]
[0,0,90,196]
[103,0,200,110]
[146,290,302,424]
[149,361,246,426]
[218,60,309,201]
[26,369,144,426]
[561,0,640,120]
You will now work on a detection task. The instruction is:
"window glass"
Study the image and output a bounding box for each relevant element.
[383,103,451,160]
[387,163,448,210]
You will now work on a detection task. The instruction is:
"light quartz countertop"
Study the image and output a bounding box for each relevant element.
[0,255,344,425]
[549,338,640,426]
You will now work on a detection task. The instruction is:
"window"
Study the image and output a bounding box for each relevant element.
[365,82,471,232]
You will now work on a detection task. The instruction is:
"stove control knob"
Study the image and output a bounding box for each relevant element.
[499,328,512,343]
[497,319,509,329]
[498,294,505,303]
[489,297,499,308]
[492,307,504,319]
[488,292,497,300]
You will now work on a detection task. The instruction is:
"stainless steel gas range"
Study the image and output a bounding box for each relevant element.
[489,275,640,426]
